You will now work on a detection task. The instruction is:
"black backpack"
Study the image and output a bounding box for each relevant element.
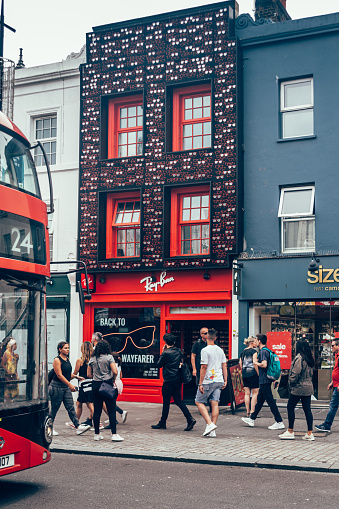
[242,353,256,378]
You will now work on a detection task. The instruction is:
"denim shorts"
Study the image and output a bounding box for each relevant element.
[195,382,224,404]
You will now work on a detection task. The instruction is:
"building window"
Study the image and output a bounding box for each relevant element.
[106,192,141,258]
[278,186,315,253]
[108,95,143,159]
[172,84,211,152]
[280,78,313,139]
[170,186,210,256]
[34,116,57,166]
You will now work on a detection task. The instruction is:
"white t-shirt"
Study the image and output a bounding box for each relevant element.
[200,344,227,384]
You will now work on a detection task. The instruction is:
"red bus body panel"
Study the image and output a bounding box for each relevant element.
[0,428,51,476]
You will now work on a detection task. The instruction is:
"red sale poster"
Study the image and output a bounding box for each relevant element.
[266,331,292,369]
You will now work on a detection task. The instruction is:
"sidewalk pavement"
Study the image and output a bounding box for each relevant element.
[51,401,339,472]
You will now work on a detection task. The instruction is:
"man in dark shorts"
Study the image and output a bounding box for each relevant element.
[241,334,285,430]
[191,327,208,386]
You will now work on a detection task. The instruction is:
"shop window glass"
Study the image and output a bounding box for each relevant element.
[170,186,210,257]
[251,301,339,401]
[278,186,315,253]
[108,95,143,159]
[106,192,141,259]
[93,307,161,379]
[280,78,313,139]
[172,84,211,152]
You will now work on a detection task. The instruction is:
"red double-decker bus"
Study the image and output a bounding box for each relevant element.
[0,110,53,475]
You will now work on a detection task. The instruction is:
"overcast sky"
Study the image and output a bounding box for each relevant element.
[3,0,339,67]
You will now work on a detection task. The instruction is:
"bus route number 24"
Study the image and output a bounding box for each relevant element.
[11,227,33,255]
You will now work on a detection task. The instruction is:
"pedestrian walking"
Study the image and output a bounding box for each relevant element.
[239,336,259,417]
[151,333,196,431]
[315,338,339,433]
[279,339,315,441]
[112,352,128,424]
[49,341,91,436]
[191,327,208,386]
[195,328,227,437]
[73,341,94,427]
[88,339,124,442]
[241,334,285,430]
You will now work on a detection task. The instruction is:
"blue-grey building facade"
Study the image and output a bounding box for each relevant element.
[236,12,339,399]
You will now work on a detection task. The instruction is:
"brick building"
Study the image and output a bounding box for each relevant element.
[79,1,238,402]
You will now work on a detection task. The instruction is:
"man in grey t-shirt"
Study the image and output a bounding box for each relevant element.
[195,328,228,437]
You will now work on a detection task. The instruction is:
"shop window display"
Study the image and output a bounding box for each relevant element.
[252,301,339,400]
[93,307,160,379]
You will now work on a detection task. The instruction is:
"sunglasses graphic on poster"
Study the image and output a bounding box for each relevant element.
[94,307,160,379]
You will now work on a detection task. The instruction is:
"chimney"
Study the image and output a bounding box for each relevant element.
[255,0,291,23]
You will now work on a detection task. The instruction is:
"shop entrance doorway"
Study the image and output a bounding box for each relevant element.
[167,320,229,402]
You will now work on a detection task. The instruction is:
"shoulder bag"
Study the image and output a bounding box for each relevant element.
[179,352,193,384]
[96,358,118,399]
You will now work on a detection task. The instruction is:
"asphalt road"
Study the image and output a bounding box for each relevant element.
[1,453,337,509]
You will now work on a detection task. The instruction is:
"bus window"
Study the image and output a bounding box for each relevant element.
[0,132,40,197]
[0,277,46,409]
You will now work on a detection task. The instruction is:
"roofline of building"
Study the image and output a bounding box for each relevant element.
[92,0,236,33]
[237,11,339,46]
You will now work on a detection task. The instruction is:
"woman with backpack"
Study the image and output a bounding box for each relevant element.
[239,336,259,416]
[279,338,315,441]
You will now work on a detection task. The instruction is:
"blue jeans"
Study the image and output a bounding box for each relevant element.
[324,386,339,429]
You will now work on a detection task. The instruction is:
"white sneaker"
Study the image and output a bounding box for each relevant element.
[99,421,104,430]
[209,430,216,437]
[268,422,285,430]
[203,422,217,436]
[76,424,91,435]
[112,434,124,442]
[52,429,59,436]
[65,421,76,429]
[94,434,104,441]
[279,430,295,440]
[121,410,128,423]
[302,433,315,441]
[241,417,255,427]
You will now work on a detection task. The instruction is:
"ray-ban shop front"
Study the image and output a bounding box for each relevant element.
[83,269,232,403]
[237,256,339,400]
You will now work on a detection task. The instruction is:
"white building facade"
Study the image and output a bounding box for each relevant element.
[14,47,86,370]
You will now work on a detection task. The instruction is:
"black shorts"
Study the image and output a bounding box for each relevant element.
[242,374,259,389]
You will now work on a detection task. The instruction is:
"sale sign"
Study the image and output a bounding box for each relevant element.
[266,331,292,369]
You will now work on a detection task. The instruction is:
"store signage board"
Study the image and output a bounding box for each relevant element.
[140,271,174,292]
[170,306,226,314]
[267,331,292,369]
[229,363,245,406]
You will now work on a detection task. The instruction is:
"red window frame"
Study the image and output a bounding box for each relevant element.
[108,94,143,159]
[106,192,141,259]
[170,185,210,257]
[172,84,211,152]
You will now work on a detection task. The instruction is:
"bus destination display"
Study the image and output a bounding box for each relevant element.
[0,210,46,264]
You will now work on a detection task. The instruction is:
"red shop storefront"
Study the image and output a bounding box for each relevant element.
[82,269,232,403]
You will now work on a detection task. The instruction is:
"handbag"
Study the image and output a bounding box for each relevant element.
[179,358,193,384]
[99,380,118,399]
[95,358,117,399]
[114,378,123,395]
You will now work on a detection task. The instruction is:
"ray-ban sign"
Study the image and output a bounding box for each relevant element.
[140,271,175,292]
